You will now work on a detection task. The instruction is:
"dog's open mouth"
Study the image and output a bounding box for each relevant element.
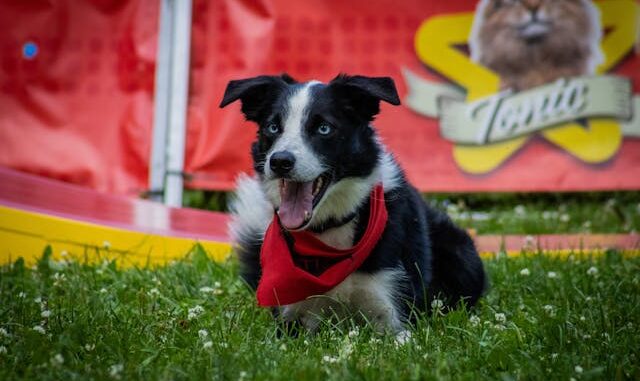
[277,173,332,230]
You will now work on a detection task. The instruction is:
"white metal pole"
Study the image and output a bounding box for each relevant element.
[148,0,173,202]
[164,0,192,207]
[149,0,192,207]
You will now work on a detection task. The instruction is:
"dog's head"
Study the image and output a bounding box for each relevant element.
[220,74,400,231]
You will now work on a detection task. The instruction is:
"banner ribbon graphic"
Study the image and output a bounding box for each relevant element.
[403,68,640,145]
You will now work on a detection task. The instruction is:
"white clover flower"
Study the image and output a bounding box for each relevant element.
[587,266,598,276]
[348,328,359,338]
[100,288,108,294]
[51,353,64,366]
[574,365,583,373]
[542,211,552,220]
[543,305,555,317]
[446,204,459,215]
[493,324,506,331]
[585,296,593,302]
[520,268,530,276]
[340,341,355,356]
[322,355,339,364]
[431,299,444,310]
[524,235,535,247]
[198,329,209,340]
[279,343,287,351]
[0,328,9,337]
[239,371,248,380]
[52,273,66,286]
[203,341,213,349]
[102,240,111,249]
[34,297,42,304]
[220,342,229,349]
[0,346,6,355]
[580,316,586,322]
[514,205,526,216]
[188,305,205,320]
[32,325,46,334]
[582,334,591,339]
[394,330,412,346]
[148,288,160,296]
[469,315,481,327]
[18,291,26,299]
[494,313,506,323]
[560,214,570,222]
[85,343,95,351]
[551,353,558,360]
[109,363,124,379]
[41,310,51,318]
[547,271,558,279]
[214,281,221,288]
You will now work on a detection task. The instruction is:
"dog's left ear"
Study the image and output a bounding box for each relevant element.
[328,74,401,122]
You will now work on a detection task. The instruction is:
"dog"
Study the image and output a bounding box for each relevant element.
[220,74,486,337]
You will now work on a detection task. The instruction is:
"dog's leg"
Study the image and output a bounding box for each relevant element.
[425,206,487,309]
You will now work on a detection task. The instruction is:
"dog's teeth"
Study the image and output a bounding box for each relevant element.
[313,178,323,196]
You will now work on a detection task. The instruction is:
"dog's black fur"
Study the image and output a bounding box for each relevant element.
[220,73,487,331]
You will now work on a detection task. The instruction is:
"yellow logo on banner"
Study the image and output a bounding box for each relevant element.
[412,0,639,174]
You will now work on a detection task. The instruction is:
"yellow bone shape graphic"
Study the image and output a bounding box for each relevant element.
[413,0,638,174]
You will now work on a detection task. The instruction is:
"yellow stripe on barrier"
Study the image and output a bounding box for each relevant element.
[0,205,231,268]
[1,205,638,269]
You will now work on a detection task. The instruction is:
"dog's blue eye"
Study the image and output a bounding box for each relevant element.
[317,123,332,136]
[266,123,280,134]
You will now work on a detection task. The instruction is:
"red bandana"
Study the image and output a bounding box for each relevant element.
[256,184,388,306]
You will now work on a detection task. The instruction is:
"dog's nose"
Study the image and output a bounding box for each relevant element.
[270,151,296,176]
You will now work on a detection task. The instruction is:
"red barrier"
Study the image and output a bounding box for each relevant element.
[1,0,639,194]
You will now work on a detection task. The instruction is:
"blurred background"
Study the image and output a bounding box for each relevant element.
[0,0,638,235]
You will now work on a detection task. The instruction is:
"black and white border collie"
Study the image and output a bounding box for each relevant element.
[220,74,486,337]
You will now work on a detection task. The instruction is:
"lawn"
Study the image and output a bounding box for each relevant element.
[1,245,639,380]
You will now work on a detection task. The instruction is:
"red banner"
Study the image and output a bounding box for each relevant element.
[1,0,639,194]
[0,0,158,194]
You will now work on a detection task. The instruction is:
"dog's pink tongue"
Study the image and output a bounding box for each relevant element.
[279,180,313,230]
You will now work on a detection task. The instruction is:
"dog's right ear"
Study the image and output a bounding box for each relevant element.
[219,74,295,122]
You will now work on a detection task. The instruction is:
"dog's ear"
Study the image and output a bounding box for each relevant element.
[219,74,296,121]
[328,74,400,122]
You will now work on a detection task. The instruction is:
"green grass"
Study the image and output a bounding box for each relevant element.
[1,246,639,380]
[184,190,640,235]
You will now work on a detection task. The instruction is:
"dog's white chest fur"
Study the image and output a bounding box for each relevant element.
[280,269,404,333]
